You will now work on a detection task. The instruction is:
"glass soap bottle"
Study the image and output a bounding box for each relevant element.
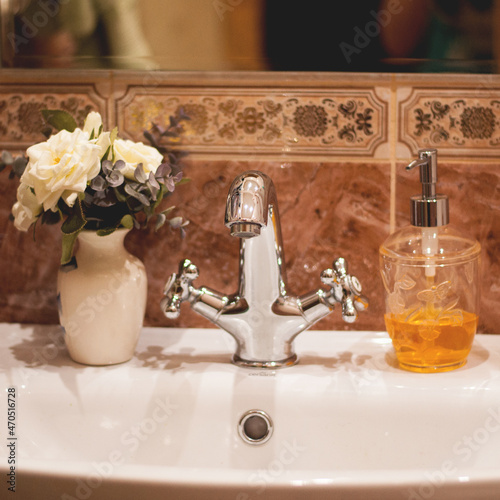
[379,149,481,373]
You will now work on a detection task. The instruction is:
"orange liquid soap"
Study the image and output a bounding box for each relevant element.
[385,309,478,373]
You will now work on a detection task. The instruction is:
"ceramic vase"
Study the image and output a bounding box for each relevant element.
[57,229,147,365]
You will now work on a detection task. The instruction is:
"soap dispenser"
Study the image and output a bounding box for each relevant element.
[379,149,481,373]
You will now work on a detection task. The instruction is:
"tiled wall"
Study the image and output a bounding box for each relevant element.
[0,70,499,334]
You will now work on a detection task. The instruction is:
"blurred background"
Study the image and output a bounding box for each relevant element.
[1,0,499,72]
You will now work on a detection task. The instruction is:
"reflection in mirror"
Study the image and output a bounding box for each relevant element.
[0,0,498,72]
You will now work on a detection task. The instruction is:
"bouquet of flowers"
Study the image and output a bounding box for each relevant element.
[2,110,188,264]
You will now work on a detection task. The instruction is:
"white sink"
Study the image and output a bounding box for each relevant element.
[1,323,500,500]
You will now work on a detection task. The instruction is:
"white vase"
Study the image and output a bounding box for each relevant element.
[57,229,147,365]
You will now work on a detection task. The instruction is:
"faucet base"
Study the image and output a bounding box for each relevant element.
[232,353,298,369]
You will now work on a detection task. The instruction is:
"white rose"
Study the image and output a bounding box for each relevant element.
[83,111,103,138]
[12,182,42,231]
[22,128,102,211]
[84,111,111,159]
[113,139,163,180]
[95,131,111,159]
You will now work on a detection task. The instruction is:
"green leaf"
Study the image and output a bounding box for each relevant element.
[109,127,118,144]
[41,209,61,226]
[61,198,86,234]
[120,214,134,229]
[101,145,111,162]
[41,109,77,132]
[61,232,79,265]
[96,227,116,236]
[151,184,165,210]
[161,206,175,216]
[155,213,166,231]
[176,177,191,186]
[113,187,127,202]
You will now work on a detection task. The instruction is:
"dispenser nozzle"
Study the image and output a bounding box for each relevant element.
[406,149,448,228]
[406,149,438,199]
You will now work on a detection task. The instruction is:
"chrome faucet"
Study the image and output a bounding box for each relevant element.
[161,171,368,368]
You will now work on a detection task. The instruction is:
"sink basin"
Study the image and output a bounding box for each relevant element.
[1,323,500,499]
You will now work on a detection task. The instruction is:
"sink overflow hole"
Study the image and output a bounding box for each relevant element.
[238,410,273,445]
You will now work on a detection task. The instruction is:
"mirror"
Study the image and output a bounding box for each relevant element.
[1,0,498,73]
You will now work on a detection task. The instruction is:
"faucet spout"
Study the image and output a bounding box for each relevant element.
[161,171,368,368]
[225,171,288,304]
[225,170,276,237]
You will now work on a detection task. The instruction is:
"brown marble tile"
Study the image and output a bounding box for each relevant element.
[129,159,392,332]
[0,175,61,324]
[1,159,391,333]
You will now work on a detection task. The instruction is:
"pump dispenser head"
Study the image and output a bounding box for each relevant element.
[406,148,449,227]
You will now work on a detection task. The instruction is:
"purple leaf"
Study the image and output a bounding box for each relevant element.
[114,160,126,171]
[124,183,150,206]
[90,175,107,191]
[134,163,147,183]
[148,172,160,190]
[155,162,172,179]
[101,160,113,176]
[106,170,124,188]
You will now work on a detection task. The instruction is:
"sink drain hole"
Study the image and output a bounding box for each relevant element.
[238,410,273,445]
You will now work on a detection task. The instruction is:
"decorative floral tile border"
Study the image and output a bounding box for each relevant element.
[399,88,500,157]
[5,73,500,160]
[0,83,107,150]
[116,87,388,157]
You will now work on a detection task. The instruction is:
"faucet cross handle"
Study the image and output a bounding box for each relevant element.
[161,259,199,319]
[320,257,368,323]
